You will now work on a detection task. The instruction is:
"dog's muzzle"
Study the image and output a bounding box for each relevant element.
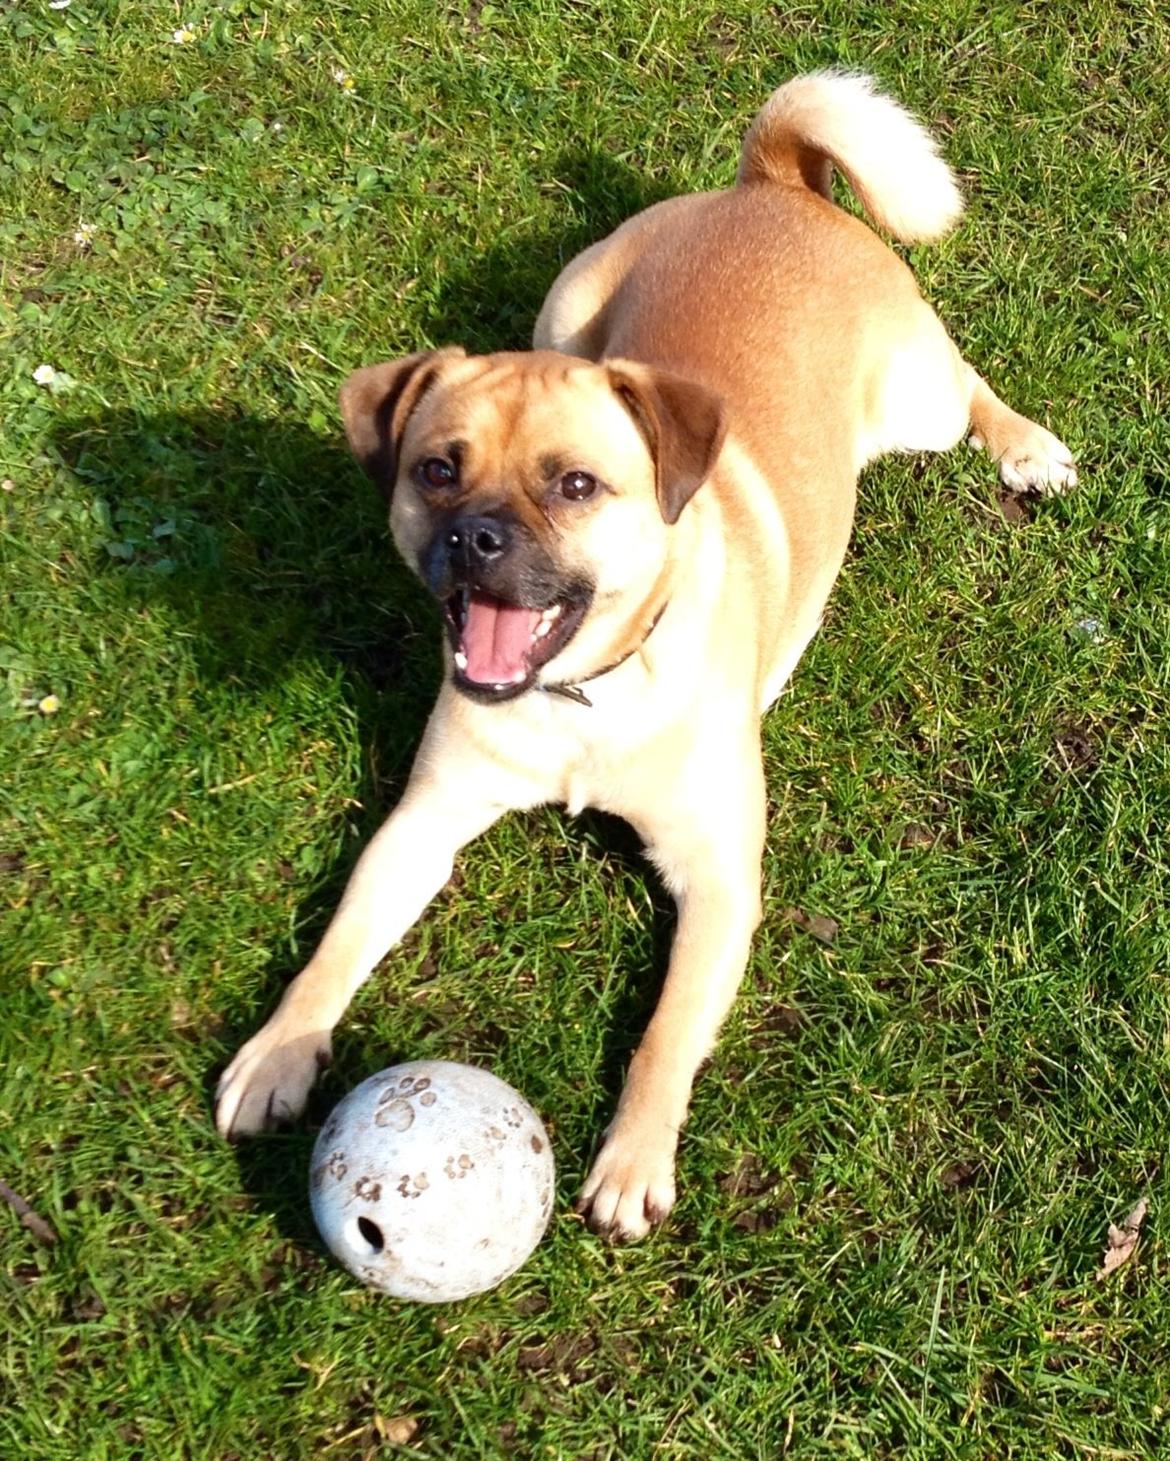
[420,512,592,702]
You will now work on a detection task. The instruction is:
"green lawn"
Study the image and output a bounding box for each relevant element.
[3,1,1169,1456]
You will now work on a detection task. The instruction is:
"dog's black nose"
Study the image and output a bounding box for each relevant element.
[445,515,511,569]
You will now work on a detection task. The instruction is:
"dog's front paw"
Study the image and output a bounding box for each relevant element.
[970,420,1078,495]
[215,1021,331,1140]
[576,1127,677,1243]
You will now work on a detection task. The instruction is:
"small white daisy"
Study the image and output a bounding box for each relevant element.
[171,25,196,44]
[49,0,72,10]
[73,221,96,248]
[33,365,58,387]
[331,66,355,91]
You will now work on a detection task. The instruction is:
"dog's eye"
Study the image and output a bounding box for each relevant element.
[419,457,457,488]
[560,470,598,502]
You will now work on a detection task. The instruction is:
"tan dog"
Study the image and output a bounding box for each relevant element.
[216,73,1075,1240]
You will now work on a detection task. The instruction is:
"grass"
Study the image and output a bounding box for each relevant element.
[2,0,1169,1456]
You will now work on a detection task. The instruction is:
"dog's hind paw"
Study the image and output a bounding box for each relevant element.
[215,1021,331,1140]
[970,419,1078,496]
[576,1130,677,1243]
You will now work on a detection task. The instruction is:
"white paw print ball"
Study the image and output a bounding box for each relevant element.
[309,1061,555,1301]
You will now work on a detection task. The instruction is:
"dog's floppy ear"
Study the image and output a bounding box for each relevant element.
[607,360,727,524]
[339,347,466,497]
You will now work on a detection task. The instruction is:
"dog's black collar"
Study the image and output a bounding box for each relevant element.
[542,601,669,709]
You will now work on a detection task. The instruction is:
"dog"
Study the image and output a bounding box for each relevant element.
[216,73,1075,1241]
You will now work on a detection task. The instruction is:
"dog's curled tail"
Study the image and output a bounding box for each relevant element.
[737,72,963,243]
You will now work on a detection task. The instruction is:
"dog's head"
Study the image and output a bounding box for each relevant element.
[340,348,725,702]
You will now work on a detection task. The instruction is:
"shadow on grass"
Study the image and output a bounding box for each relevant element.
[49,146,684,1235]
[416,145,674,351]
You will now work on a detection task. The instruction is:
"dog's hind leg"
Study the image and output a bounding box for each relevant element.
[533,233,624,360]
[866,300,1076,493]
[535,199,692,359]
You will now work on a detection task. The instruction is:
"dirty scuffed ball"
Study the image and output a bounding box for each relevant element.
[309,1061,555,1301]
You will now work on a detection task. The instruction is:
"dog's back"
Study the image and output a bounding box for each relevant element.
[538,73,963,472]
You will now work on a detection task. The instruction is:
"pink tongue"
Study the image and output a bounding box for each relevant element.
[462,593,542,685]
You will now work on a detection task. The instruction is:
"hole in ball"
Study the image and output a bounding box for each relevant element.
[356,1216,384,1253]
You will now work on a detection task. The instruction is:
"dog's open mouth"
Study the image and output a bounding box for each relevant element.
[444,589,588,699]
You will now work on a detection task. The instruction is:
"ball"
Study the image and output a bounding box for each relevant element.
[309,1060,555,1302]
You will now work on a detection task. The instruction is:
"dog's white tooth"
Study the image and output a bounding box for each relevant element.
[454,651,468,670]
[535,621,552,639]
[546,604,562,620]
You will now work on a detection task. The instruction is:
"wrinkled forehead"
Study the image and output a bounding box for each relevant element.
[407,355,646,474]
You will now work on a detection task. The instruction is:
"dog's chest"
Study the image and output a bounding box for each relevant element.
[536,695,638,815]
[541,679,688,819]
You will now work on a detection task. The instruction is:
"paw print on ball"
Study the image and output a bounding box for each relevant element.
[395,1172,431,1200]
[374,1073,438,1131]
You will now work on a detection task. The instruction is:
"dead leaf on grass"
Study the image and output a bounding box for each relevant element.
[0,1178,57,1245]
[517,1332,597,1381]
[375,1413,420,1445]
[719,1154,776,1198]
[996,489,1034,524]
[940,1160,977,1191]
[1096,1197,1148,1280]
[782,906,838,945]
